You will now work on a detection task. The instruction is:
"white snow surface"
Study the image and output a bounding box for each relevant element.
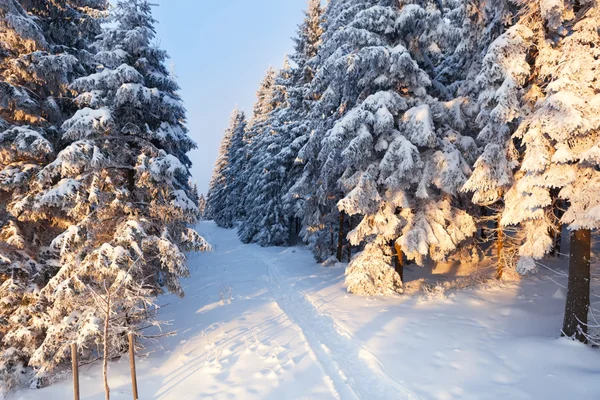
[10,222,600,400]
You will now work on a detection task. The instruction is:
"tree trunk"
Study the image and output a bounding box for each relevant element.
[562,229,591,343]
[480,206,486,240]
[337,211,345,262]
[330,224,334,254]
[554,224,563,258]
[347,215,352,263]
[394,241,404,282]
[551,198,565,257]
[103,292,111,400]
[347,243,351,263]
[496,215,504,280]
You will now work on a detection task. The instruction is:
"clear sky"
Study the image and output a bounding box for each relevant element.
[152,0,308,194]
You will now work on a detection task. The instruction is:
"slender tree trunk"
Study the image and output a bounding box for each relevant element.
[554,225,563,258]
[551,198,565,257]
[347,243,351,263]
[103,292,111,400]
[394,241,404,282]
[347,216,352,263]
[330,223,334,254]
[496,215,504,280]
[480,206,486,240]
[337,211,345,262]
[562,229,591,343]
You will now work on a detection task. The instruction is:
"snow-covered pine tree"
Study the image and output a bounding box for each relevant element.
[275,0,326,245]
[236,61,293,246]
[207,108,247,228]
[500,0,600,342]
[292,1,476,295]
[0,0,107,391]
[229,0,325,248]
[293,0,324,83]
[236,67,283,243]
[460,16,534,277]
[288,0,377,262]
[8,0,209,377]
[198,193,207,220]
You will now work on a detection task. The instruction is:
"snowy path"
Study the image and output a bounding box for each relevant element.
[256,249,418,400]
[10,222,600,400]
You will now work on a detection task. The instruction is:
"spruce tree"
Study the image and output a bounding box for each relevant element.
[289,0,376,262]
[500,0,600,342]
[7,0,208,378]
[207,108,247,228]
[0,0,107,391]
[237,67,281,243]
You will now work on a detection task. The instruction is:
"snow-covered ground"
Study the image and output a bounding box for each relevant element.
[10,222,600,400]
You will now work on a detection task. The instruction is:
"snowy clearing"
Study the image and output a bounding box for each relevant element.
[10,222,600,400]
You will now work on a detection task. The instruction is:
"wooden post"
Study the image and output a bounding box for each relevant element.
[103,291,111,400]
[71,342,80,400]
[129,333,139,400]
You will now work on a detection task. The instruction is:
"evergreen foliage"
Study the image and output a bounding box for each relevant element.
[0,0,208,391]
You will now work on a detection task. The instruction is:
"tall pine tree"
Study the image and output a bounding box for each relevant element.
[207,108,247,228]
[4,0,208,380]
[0,0,107,391]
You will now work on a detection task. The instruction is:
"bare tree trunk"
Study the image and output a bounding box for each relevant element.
[496,215,504,280]
[562,229,591,343]
[103,291,111,400]
[480,206,486,240]
[554,224,563,257]
[337,211,345,262]
[347,215,353,262]
[551,197,565,257]
[330,223,334,254]
[394,241,404,282]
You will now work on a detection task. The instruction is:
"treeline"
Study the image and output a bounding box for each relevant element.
[0,0,208,392]
[208,0,599,343]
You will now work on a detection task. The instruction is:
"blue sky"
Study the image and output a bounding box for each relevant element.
[152,0,308,194]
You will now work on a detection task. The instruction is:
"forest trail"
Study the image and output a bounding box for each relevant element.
[254,249,419,400]
[10,222,600,400]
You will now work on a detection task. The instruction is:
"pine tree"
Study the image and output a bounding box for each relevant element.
[460,17,534,277]
[0,0,107,391]
[198,193,207,220]
[288,1,476,294]
[236,62,292,245]
[237,67,282,243]
[207,108,247,228]
[501,0,600,342]
[5,0,208,379]
[288,0,376,262]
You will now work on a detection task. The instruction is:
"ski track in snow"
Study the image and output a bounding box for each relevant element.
[253,249,420,400]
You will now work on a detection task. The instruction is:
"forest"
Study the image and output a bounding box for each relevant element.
[1,0,599,398]
[207,0,599,357]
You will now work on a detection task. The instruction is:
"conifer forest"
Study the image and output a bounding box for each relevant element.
[1,0,600,399]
